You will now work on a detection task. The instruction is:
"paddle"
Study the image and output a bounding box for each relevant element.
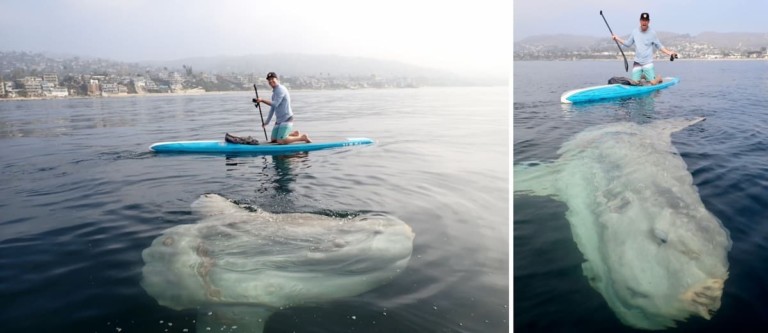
[600,10,629,72]
[252,84,269,141]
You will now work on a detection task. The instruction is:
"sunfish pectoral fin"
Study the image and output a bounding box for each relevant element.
[197,305,275,333]
[647,117,706,136]
[513,161,559,199]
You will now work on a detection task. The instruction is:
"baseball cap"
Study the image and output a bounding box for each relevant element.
[640,12,650,21]
[266,72,278,80]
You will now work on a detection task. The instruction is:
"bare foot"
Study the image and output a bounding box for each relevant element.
[302,134,312,143]
[650,74,663,85]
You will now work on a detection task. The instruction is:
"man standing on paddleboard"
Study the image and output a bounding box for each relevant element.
[254,72,312,144]
[612,12,678,85]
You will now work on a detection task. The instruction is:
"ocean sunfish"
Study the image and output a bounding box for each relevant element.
[141,194,415,332]
[515,117,731,330]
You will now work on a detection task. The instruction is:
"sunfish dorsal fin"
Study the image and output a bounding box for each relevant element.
[514,161,559,199]
[646,117,706,136]
[190,193,252,218]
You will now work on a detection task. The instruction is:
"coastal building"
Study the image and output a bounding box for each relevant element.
[91,75,107,82]
[145,79,159,92]
[43,73,59,86]
[100,83,119,96]
[201,73,217,83]
[3,81,17,98]
[87,78,101,96]
[0,80,4,96]
[41,81,56,96]
[51,88,69,97]
[42,81,69,97]
[130,78,147,94]
[168,72,184,92]
[21,76,43,97]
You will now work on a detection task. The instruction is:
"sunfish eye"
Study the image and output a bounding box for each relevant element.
[653,227,668,244]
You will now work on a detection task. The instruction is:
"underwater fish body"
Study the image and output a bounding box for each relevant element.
[141,194,415,332]
[515,118,731,330]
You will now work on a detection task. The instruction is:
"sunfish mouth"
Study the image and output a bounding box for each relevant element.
[681,278,725,320]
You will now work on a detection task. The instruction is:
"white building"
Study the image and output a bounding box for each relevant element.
[41,79,69,97]
[101,83,119,95]
[168,72,184,92]
[2,81,16,97]
[43,73,59,86]
[145,79,159,92]
[131,78,147,94]
[21,76,43,97]
[45,86,69,97]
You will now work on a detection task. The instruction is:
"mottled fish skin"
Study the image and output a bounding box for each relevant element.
[515,118,731,330]
[141,194,414,333]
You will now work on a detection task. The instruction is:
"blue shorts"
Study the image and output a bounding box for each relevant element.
[271,122,293,141]
[632,62,656,81]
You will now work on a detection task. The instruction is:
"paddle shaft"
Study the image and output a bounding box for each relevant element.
[253,84,269,141]
[600,10,629,72]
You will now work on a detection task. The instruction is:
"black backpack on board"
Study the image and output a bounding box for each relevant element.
[225,133,260,145]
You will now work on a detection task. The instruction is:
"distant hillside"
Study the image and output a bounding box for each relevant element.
[695,32,768,49]
[515,32,768,60]
[1,51,505,86]
[514,34,605,50]
[516,32,768,50]
[144,53,450,78]
[145,53,508,85]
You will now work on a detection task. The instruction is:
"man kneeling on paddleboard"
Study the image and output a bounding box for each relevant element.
[253,72,312,144]
[612,12,678,86]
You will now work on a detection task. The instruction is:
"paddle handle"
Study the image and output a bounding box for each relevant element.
[600,10,629,72]
[253,84,269,141]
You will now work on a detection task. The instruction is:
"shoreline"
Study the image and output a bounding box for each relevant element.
[0,85,506,102]
[0,90,231,102]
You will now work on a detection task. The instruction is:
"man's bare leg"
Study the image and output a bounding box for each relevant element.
[276,134,312,144]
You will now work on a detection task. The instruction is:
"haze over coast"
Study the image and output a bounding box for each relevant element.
[515,32,768,60]
[0,0,511,81]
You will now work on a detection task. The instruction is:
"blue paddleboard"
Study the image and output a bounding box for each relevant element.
[561,77,679,104]
[149,138,374,154]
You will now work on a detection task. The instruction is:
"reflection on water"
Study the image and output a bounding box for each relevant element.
[271,153,308,194]
[224,152,309,196]
[560,93,659,123]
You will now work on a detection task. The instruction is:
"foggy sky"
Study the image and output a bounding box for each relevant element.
[0,0,512,77]
[515,0,767,41]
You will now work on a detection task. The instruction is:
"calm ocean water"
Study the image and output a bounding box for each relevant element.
[0,87,509,332]
[514,60,768,332]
